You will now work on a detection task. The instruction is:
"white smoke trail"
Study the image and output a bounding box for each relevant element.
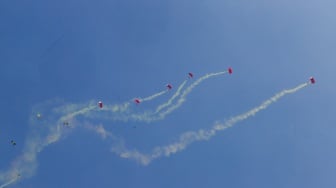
[92,80,188,123]
[87,71,230,123]
[101,102,131,114]
[106,71,230,123]
[0,70,231,187]
[156,71,228,118]
[67,87,169,117]
[0,175,19,188]
[98,88,169,114]
[81,71,229,123]
[109,83,308,165]
[83,123,117,140]
[141,90,168,102]
[129,71,228,122]
[0,68,310,187]
[59,105,96,122]
[0,102,98,187]
[155,80,187,113]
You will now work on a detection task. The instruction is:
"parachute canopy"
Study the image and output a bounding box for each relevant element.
[228,67,233,74]
[134,98,141,104]
[310,77,315,84]
[166,84,172,90]
[98,101,103,108]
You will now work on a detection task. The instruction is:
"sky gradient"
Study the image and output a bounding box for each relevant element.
[1,0,335,187]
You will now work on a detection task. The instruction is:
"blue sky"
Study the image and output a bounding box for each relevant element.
[1,0,336,187]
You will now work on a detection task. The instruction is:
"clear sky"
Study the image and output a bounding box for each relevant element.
[1,0,336,187]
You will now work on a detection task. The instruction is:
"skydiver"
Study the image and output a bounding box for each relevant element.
[98,101,103,108]
[63,121,72,128]
[11,140,16,146]
[166,84,173,90]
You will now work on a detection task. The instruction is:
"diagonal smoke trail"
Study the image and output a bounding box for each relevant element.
[155,80,188,113]
[100,102,131,114]
[0,66,311,187]
[0,88,169,185]
[156,71,228,118]
[0,176,19,188]
[84,71,229,123]
[104,71,229,123]
[109,83,308,165]
[0,70,232,187]
[141,90,168,102]
[0,102,97,187]
[98,87,170,115]
[114,71,230,123]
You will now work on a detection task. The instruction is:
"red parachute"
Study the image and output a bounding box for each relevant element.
[166,84,173,90]
[309,77,315,84]
[134,98,141,104]
[228,67,233,74]
[98,101,103,108]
